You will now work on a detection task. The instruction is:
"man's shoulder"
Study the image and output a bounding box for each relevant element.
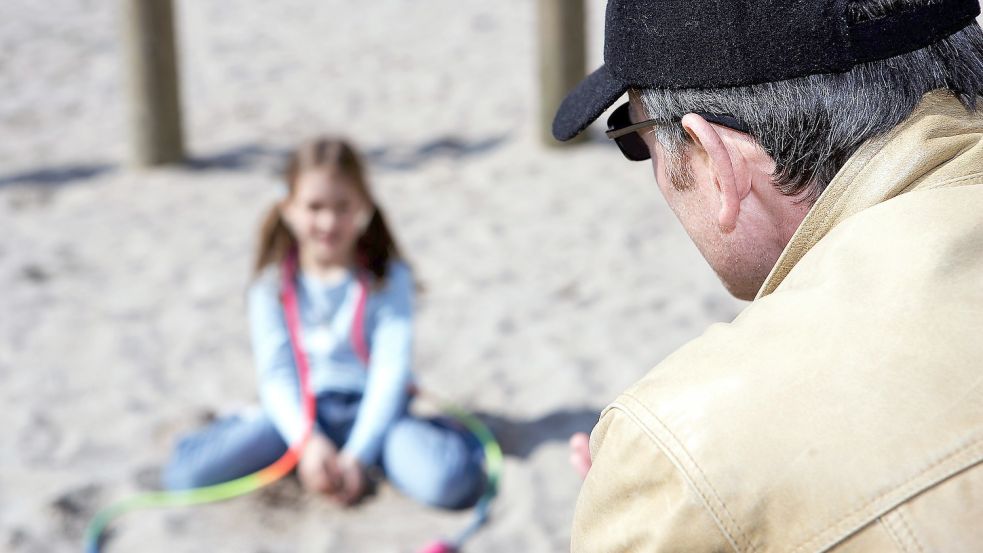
[621,181,983,417]
[605,186,983,550]
[599,187,983,550]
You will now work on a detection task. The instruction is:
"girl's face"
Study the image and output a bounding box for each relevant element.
[282,169,372,267]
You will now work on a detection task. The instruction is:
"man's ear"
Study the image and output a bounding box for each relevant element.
[680,113,746,233]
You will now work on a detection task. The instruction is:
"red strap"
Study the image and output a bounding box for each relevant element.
[285,253,371,368]
[279,253,316,447]
[286,258,416,400]
[350,273,371,366]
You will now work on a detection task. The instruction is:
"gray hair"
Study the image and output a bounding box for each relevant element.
[637,0,983,202]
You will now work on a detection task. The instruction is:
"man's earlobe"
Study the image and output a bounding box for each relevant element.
[681,113,741,233]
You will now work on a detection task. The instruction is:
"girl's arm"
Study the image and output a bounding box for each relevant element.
[342,263,415,466]
[248,274,307,445]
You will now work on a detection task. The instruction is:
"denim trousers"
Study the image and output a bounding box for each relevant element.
[162,392,486,509]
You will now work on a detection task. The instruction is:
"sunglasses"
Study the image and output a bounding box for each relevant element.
[605,102,751,161]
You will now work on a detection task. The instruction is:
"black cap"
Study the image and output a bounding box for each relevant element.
[552,0,982,141]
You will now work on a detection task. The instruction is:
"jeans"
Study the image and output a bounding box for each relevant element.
[162,392,486,509]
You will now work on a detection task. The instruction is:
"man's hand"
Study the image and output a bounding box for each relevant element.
[298,432,341,495]
[334,452,367,505]
[569,432,592,479]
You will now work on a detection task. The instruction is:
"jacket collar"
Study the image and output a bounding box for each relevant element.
[757,91,983,299]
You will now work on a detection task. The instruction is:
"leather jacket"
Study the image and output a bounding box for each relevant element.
[572,92,983,552]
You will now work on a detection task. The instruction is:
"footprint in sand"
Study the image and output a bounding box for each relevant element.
[5,526,48,553]
[49,483,102,540]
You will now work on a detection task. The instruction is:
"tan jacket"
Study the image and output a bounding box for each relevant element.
[572,92,983,553]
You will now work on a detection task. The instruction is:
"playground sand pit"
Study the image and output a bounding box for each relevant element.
[0,1,749,551]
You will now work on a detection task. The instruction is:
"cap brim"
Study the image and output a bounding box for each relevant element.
[552,64,628,141]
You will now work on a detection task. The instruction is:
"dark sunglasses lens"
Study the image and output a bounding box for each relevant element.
[615,134,651,161]
[607,102,631,130]
[607,102,651,161]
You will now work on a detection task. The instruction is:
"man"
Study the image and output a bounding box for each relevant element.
[553,0,983,551]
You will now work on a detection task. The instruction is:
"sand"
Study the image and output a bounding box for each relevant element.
[0,1,753,551]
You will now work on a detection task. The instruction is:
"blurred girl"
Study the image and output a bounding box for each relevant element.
[163,137,484,509]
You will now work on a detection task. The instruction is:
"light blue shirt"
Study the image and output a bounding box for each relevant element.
[247,260,415,465]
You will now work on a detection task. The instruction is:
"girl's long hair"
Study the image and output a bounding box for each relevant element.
[253,137,405,284]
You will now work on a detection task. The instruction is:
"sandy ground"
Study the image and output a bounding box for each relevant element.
[0,1,749,552]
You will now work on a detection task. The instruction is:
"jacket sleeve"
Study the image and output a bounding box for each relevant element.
[248,277,306,445]
[341,263,415,466]
[572,406,736,553]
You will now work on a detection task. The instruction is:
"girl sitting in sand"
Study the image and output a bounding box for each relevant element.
[162,137,485,509]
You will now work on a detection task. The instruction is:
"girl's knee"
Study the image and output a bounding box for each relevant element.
[383,419,486,509]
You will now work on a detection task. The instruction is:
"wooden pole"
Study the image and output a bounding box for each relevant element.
[538,0,587,146]
[119,0,185,166]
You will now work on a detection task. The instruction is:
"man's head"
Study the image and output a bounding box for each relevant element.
[621,89,813,299]
[554,0,983,300]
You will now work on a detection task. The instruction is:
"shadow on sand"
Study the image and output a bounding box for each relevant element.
[363,134,509,171]
[186,134,510,174]
[187,135,507,172]
[477,407,600,459]
[0,133,509,192]
[186,144,288,172]
[0,163,115,189]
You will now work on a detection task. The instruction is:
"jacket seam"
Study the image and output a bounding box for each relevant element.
[921,170,983,188]
[893,508,926,553]
[879,515,910,553]
[793,437,983,553]
[880,508,927,553]
[609,396,754,553]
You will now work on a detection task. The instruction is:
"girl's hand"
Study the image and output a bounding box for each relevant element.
[333,452,367,506]
[298,432,341,495]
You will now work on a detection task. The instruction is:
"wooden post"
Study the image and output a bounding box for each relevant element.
[119,0,185,166]
[538,0,587,146]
